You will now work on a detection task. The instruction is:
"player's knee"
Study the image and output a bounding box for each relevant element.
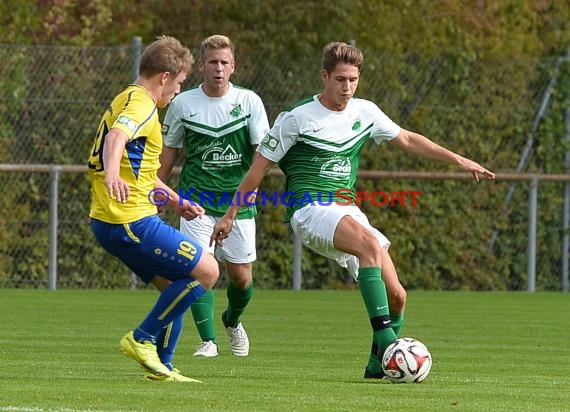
[193,255,219,289]
[203,265,219,289]
[200,270,219,290]
[356,236,383,266]
[231,274,251,289]
[228,265,252,289]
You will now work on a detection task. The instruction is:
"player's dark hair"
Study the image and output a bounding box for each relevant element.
[322,42,364,74]
[139,35,194,78]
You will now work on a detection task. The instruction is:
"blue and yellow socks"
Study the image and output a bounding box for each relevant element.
[134,278,205,343]
[156,316,183,370]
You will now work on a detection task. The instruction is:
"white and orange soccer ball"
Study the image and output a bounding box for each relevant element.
[381,337,432,383]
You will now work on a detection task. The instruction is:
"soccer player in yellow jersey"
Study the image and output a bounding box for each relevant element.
[88,35,219,383]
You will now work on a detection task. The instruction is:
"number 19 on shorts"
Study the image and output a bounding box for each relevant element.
[177,241,197,261]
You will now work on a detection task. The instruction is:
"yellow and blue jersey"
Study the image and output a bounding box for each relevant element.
[88,85,161,224]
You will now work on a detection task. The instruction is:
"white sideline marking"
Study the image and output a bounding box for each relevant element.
[0,407,107,412]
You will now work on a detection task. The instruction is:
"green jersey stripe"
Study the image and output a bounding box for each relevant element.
[298,123,373,150]
[181,115,251,133]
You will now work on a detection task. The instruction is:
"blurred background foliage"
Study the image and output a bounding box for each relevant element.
[0,0,569,290]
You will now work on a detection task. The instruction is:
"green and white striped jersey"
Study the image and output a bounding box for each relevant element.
[258,95,400,221]
[163,83,269,218]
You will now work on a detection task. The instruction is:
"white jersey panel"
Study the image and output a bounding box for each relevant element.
[259,95,400,162]
[162,82,269,218]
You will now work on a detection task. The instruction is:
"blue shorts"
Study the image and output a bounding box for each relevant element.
[91,215,204,284]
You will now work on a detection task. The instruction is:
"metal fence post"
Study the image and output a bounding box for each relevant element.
[48,166,61,290]
[527,178,538,292]
[292,232,302,290]
[560,107,570,292]
[132,36,142,81]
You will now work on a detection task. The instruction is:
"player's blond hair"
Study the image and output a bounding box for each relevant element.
[199,35,234,62]
[139,35,194,78]
[322,42,364,73]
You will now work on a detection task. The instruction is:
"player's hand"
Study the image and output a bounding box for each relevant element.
[175,199,205,220]
[105,174,130,203]
[210,215,234,247]
[459,159,495,182]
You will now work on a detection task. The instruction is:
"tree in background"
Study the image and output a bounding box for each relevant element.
[1,0,568,289]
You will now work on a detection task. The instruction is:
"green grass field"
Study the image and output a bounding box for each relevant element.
[0,289,569,411]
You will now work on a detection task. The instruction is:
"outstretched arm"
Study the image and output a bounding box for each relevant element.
[210,154,275,246]
[389,128,495,181]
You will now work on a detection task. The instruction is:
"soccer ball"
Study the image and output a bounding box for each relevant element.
[381,337,432,383]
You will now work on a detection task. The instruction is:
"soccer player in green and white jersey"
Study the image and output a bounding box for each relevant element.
[211,42,495,377]
[159,35,269,358]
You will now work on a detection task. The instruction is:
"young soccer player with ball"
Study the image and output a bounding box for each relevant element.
[211,41,494,378]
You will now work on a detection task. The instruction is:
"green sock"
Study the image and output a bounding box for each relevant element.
[358,267,397,355]
[190,289,216,343]
[366,341,382,374]
[391,312,405,336]
[366,315,404,373]
[224,280,253,328]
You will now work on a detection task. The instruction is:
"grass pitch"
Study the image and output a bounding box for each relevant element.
[0,289,568,411]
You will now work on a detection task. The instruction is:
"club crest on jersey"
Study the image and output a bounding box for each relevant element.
[352,118,362,131]
[201,144,242,169]
[161,124,169,135]
[230,104,243,118]
[261,134,279,151]
[319,157,352,180]
[117,115,137,132]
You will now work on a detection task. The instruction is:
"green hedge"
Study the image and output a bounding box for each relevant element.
[1,0,569,289]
